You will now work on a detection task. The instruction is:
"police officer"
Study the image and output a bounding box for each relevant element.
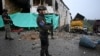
[2,9,14,40]
[37,6,52,56]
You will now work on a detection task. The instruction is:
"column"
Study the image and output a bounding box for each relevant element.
[2,0,5,9]
[52,0,55,11]
[30,0,33,6]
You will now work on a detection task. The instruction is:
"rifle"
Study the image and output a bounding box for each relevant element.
[45,13,54,39]
[51,18,54,39]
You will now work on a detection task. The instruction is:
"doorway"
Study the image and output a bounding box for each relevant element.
[0,0,3,15]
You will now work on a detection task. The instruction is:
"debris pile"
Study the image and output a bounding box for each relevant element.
[20,31,39,40]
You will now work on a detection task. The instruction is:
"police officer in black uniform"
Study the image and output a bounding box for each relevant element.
[37,6,52,56]
[2,9,14,40]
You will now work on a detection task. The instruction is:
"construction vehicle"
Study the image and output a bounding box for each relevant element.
[70,13,87,34]
[70,20,84,33]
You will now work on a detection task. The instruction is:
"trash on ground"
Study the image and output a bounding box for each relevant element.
[79,35,96,49]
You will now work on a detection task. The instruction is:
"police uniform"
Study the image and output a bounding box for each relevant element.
[2,9,13,40]
[37,6,51,56]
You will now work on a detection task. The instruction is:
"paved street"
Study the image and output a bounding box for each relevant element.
[0,31,100,56]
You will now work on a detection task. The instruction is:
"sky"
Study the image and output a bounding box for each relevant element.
[63,0,100,20]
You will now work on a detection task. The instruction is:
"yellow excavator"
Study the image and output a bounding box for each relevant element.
[70,13,87,33]
[70,20,84,32]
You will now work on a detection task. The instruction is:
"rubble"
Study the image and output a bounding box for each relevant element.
[20,31,39,41]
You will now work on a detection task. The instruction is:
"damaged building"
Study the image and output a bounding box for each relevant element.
[0,0,71,31]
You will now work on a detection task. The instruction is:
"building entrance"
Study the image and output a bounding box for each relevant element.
[0,0,3,15]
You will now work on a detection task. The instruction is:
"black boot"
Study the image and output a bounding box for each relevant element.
[8,38,14,40]
[5,36,9,40]
[5,33,9,40]
[40,49,45,56]
[45,48,52,56]
[46,54,52,56]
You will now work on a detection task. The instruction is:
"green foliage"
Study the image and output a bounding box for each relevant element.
[84,20,95,32]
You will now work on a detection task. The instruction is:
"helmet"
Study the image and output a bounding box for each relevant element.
[37,6,47,12]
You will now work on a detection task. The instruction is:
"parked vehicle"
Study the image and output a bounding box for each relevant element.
[93,20,100,33]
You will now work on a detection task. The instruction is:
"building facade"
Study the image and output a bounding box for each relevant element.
[30,0,71,31]
[1,0,71,31]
